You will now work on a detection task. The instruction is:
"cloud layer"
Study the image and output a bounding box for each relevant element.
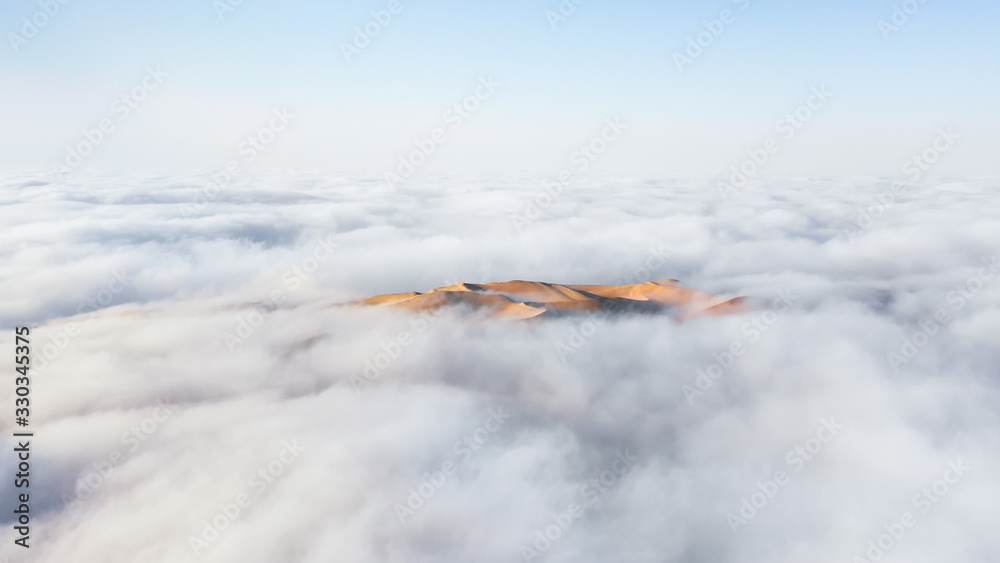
[2,172,999,562]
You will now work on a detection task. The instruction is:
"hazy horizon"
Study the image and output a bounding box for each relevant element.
[2,2,999,562]
[3,0,999,179]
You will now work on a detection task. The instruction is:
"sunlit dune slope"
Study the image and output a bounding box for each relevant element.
[357,279,746,320]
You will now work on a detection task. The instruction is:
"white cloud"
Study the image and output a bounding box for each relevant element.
[1,172,999,562]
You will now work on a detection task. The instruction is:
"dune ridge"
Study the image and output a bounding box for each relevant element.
[358,279,746,320]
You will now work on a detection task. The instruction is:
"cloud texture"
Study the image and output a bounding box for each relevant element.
[1,172,999,562]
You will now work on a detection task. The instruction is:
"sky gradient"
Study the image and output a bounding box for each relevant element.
[2,0,998,178]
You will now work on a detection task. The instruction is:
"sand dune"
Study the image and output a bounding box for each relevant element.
[357,279,746,320]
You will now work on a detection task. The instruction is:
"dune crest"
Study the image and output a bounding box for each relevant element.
[358,280,746,320]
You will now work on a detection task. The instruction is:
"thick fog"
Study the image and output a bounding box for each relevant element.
[1,172,998,562]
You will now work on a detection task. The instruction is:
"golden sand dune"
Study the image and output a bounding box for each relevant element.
[358,280,746,320]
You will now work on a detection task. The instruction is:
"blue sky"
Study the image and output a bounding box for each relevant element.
[2,0,998,177]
